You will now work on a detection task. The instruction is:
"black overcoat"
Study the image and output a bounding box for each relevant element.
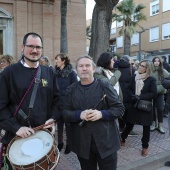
[126,75,157,126]
[62,80,125,159]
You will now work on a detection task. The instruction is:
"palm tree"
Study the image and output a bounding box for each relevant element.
[60,0,86,54]
[112,0,146,55]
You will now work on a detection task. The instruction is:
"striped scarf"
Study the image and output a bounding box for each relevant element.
[0,129,6,168]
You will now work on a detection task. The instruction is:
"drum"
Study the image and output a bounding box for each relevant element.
[7,130,60,170]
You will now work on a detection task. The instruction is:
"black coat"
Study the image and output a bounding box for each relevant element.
[126,75,157,126]
[61,79,124,159]
[118,61,136,109]
[162,75,170,111]
[55,64,77,101]
[163,61,170,72]
[0,63,60,144]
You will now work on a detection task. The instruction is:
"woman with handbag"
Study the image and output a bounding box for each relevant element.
[162,75,170,167]
[150,57,169,133]
[121,60,157,157]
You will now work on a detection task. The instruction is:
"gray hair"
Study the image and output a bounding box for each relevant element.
[76,55,96,68]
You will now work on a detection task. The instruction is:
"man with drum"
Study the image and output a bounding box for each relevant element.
[62,56,124,170]
[0,32,60,169]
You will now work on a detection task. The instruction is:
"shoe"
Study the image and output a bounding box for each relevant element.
[128,131,138,136]
[164,114,168,118]
[58,143,63,151]
[164,161,170,167]
[141,148,148,157]
[64,145,71,154]
[150,121,156,131]
[119,127,124,133]
[120,141,125,147]
[158,122,165,134]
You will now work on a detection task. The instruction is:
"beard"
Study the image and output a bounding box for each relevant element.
[22,54,41,63]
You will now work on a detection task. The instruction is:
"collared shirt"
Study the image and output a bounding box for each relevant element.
[20,60,39,68]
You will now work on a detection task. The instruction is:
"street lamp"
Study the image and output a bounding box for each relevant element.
[137,29,149,61]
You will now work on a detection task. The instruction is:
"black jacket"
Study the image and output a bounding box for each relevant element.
[61,79,124,159]
[118,61,136,109]
[163,61,170,72]
[55,64,77,101]
[126,75,157,126]
[0,62,60,144]
[162,75,170,110]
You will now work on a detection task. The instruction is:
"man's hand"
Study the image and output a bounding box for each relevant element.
[86,110,102,121]
[80,109,102,122]
[43,118,56,135]
[16,127,34,138]
[80,110,92,121]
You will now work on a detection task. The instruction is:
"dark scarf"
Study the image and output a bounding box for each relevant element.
[55,64,72,78]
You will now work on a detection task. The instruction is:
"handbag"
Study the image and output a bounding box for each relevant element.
[135,100,152,112]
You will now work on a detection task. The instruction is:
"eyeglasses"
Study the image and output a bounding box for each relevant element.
[25,45,43,51]
[0,60,8,65]
[139,63,147,68]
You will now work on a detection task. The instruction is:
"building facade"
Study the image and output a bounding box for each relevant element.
[110,0,170,61]
[0,0,86,65]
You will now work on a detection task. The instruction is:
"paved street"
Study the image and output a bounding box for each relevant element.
[56,117,170,170]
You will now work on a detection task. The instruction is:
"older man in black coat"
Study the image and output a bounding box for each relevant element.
[62,56,124,170]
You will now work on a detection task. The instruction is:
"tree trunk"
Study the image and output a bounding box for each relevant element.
[60,0,68,53]
[124,34,130,55]
[89,0,119,63]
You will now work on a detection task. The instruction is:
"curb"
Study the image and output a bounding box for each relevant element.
[117,151,170,170]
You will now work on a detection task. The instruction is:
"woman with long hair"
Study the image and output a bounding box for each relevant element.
[121,60,157,157]
[94,52,123,101]
[55,53,77,154]
[150,56,169,133]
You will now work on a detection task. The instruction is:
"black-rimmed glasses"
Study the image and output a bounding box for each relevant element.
[25,45,43,51]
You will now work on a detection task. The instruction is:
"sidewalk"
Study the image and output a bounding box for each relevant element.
[56,117,170,170]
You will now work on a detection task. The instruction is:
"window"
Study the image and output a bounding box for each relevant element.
[162,23,170,40]
[111,21,116,34]
[110,45,116,53]
[86,46,89,53]
[163,0,170,12]
[117,21,123,28]
[150,0,159,16]
[117,36,123,48]
[131,33,139,45]
[150,27,159,42]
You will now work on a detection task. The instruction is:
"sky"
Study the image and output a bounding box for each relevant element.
[86,0,95,20]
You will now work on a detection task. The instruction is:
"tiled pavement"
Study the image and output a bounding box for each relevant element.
[56,117,170,170]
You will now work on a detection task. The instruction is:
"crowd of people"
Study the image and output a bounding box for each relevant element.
[0,32,170,169]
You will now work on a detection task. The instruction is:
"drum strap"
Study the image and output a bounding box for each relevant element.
[14,66,40,116]
[17,66,41,127]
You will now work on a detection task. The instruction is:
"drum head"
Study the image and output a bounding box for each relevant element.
[9,130,53,166]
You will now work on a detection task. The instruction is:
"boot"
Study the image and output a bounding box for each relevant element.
[150,121,156,131]
[64,145,71,154]
[58,143,64,151]
[158,122,165,134]
[142,148,148,157]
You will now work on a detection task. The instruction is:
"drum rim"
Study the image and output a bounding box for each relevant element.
[7,129,59,168]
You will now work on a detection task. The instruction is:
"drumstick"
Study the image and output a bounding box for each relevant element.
[78,94,106,127]
[33,121,56,131]
[14,121,56,140]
